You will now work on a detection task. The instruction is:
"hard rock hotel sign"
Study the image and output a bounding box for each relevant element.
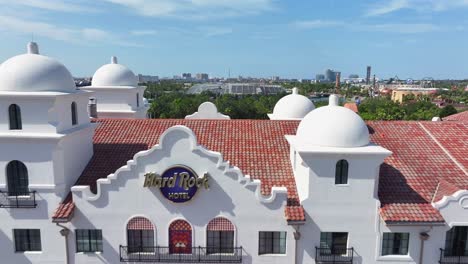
[143,166,209,203]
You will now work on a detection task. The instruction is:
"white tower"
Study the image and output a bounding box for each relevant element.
[286,95,392,263]
[0,42,95,262]
[82,56,148,119]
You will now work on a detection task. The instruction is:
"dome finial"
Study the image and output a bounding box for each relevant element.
[111,56,118,64]
[329,94,339,106]
[292,87,298,94]
[27,42,39,54]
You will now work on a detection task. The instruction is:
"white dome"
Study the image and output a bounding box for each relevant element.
[271,88,315,119]
[0,42,76,93]
[91,56,138,87]
[296,95,370,148]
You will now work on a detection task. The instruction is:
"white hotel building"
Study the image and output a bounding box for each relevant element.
[0,43,468,264]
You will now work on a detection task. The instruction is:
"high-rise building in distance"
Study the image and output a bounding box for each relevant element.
[366,66,371,85]
[325,69,336,82]
[315,74,325,81]
[196,73,209,81]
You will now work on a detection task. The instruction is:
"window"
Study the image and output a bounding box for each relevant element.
[6,160,29,196]
[76,229,103,253]
[382,233,409,256]
[258,231,286,255]
[335,160,349,185]
[136,93,140,107]
[8,104,22,130]
[14,229,41,252]
[444,227,468,256]
[320,232,348,255]
[207,217,235,254]
[127,217,155,253]
[71,102,78,125]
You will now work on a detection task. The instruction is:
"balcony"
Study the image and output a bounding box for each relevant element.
[440,249,468,264]
[0,191,37,208]
[315,247,354,264]
[119,246,243,263]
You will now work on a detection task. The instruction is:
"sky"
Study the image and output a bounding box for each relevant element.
[0,0,467,79]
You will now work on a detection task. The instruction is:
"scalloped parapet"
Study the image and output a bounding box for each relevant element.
[71,125,286,204]
[185,102,230,120]
[432,190,468,210]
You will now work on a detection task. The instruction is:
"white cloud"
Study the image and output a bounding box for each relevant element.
[0,15,140,47]
[0,0,94,13]
[103,0,275,19]
[131,30,158,36]
[366,0,468,16]
[198,26,233,37]
[366,0,409,16]
[292,20,344,29]
[292,19,440,34]
[359,23,440,34]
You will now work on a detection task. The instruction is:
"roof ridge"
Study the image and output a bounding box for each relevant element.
[418,122,468,177]
[431,181,442,204]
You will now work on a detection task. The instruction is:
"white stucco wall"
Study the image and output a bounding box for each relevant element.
[82,86,147,119]
[0,91,95,263]
[0,92,92,134]
[70,126,293,264]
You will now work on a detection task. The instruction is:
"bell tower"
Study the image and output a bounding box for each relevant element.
[0,42,95,202]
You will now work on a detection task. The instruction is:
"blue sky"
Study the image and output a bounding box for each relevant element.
[0,0,467,79]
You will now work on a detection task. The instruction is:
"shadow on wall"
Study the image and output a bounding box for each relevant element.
[149,173,237,227]
[378,163,428,204]
[299,211,363,264]
[70,208,119,264]
[6,191,50,220]
[0,230,33,263]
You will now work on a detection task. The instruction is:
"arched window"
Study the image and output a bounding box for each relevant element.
[127,217,155,253]
[207,217,235,254]
[8,104,22,130]
[71,102,78,125]
[136,93,140,107]
[335,160,349,185]
[6,161,29,195]
[169,220,192,254]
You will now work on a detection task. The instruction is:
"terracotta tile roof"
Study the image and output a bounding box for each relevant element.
[53,119,304,222]
[344,103,358,113]
[53,119,468,224]
[444,111,468,122]
[370,121,468,223]
[52,193,74,222]
[433,180,461,203]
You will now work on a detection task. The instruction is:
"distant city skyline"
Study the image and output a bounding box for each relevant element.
[1,0,468,79]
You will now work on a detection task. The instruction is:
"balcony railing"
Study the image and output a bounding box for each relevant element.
[0,191,37,208]
[315,247,354,264]
[119,246,243,263]
[440,249,468,264]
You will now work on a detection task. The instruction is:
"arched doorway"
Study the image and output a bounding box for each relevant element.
[169,220,192,254]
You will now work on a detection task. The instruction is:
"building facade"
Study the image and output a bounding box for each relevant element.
[1,43,468,264]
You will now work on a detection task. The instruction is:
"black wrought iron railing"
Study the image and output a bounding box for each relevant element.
[119,246,243,263]
[0,191,37,208]
[440,248,468,264]
[315,247,354,263]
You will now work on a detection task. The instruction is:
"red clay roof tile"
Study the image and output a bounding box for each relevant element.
[444,111,468,122]
[53,119,468,223]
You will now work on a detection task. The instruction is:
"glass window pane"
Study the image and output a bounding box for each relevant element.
[258,231,286,255]
[76,229,102,253]
[382,232,409,256]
